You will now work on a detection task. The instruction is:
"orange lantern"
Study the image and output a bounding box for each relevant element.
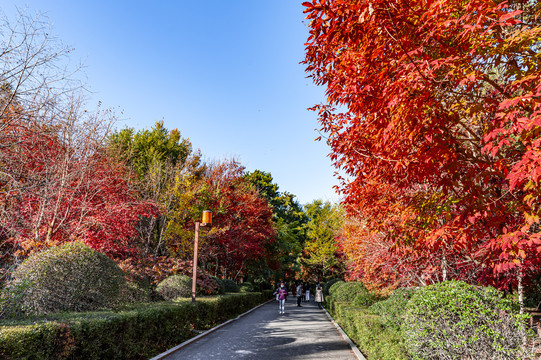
[202,210,212,225]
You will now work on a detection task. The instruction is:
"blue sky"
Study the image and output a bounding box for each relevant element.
[3,1,340,204]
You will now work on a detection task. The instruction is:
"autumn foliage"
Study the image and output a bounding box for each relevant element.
[303,0,541,291]
[166,160,277,280]
[0,109,159,265]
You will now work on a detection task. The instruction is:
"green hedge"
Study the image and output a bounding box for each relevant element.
[325,285,409,360]
[332,303,409,360]
[403,281,532,359]
[0,292,272,359]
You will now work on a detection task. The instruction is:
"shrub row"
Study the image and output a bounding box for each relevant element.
[324,281,407,359]
[0,292,272,360]
[332,302,408,360]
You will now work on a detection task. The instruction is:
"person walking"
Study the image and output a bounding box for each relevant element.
[296,282,303,307]
[273,283,288,314]
[315,284,324,309]
[305,283,310,302]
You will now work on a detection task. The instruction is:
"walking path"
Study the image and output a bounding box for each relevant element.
[153,298,362,360]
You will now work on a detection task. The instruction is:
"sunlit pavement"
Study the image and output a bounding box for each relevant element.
[159,299,358,360]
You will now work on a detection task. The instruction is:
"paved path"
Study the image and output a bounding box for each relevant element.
[160,298,358,360]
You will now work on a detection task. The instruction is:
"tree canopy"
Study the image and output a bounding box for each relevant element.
[303,0,541,291]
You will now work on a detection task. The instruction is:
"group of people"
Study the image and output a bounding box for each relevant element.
[272,281,324,314]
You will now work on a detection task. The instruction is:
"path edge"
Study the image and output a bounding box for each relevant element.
[149,299,274,360]
[322,306,367,360]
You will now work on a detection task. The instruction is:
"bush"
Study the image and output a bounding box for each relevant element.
[403,280,533,360]
[327,299,409,359]
[209,276,225,294]
[369,287,415,330]
[10,242,126,315]
[221,279,240,293]
[328,280,345,296]
[323,278,342,295]
[330,281,378,307]
[156,275,192,300]
[239,282,254,293]
[0,280,31,319]
[121,281,151,304]
[197,274,221,295]
[254,279,272,291]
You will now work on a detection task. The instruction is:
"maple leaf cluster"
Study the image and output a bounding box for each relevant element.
[303,0,541,291]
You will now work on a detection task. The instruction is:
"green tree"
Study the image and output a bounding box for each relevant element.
[244,171,308,280]
[301,200,345,282]
[107,121,201,256]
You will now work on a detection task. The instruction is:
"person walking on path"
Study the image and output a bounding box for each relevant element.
[305,283,310,302]
[296,282,303,307]
[273,283,288,314]
[315,284,324,309]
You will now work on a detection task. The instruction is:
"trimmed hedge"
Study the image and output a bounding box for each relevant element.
[332,302,408,360]
[325,282,535,360]
[0,292,272,359]
[368,287,415,331]
[328,280,345,296]
[326,290,409,359]
[329,281,378,307]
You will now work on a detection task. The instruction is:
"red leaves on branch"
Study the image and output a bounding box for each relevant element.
[0,113,159,262]
[303,0,541,291]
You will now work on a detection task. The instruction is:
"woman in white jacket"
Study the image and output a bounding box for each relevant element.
[315,284,324,309]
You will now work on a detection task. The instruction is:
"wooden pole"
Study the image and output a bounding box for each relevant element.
[192,222,200,302]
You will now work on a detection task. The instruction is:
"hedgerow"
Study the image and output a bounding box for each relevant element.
[0,292,272,359]
[328,299,408,359]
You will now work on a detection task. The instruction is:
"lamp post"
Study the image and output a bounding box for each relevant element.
[192,210,212,302]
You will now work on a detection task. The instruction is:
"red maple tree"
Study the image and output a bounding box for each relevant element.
[0,109,159,265]
[303,0,541,291]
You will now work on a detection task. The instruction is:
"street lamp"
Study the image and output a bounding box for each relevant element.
[192,210,212,302]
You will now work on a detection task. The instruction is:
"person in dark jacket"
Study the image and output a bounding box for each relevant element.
[296,283,303,307]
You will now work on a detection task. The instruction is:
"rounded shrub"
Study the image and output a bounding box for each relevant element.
[369,287,416,330]
[0,280,31,318]
[221,279,240,293]
[331,281,377,307]
[254,279,272,291]
[239,282,254,293]
[156,275,192,300]
[328,280,345,296]
[121,281,152,303]
[198,274,221,295]
[11,242,126,314]
[323,278,342,295]
[209,276,225,294]
[403,280,532,360]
